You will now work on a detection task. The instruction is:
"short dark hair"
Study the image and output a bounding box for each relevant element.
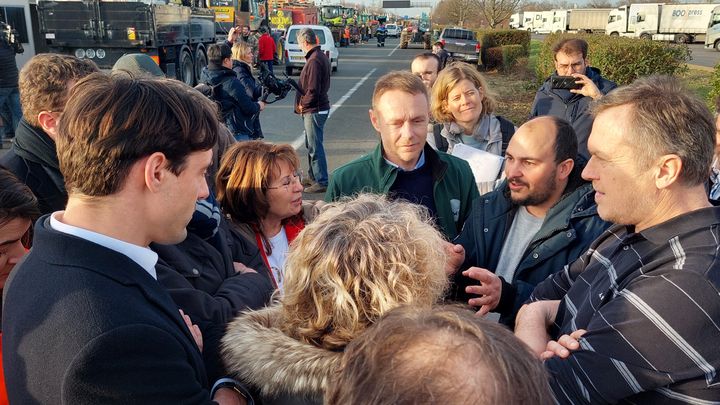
[208,43,232,66]
[433,41,444,49]
[0,168,40,230]
[552,38,588,60]
[298,27,317,46]
[57,72,218,197]
[326,305,553,405]
[412,52,440,70]
[547,116,578,163]
[591,75,715,186]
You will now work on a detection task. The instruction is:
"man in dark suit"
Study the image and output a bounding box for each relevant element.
[2,73,248,404]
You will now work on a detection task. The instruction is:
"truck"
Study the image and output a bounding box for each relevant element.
[550,8,611,34]
[533,10,554,34]
[521,11,541,31]
[209,0,264,35]
[37,0,215,86]
[705,5,720,51]
[509,12,522,29]
[606,3,716,43]
[438,27,480,64]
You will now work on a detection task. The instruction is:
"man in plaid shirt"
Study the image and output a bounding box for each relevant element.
[515,75,720,404]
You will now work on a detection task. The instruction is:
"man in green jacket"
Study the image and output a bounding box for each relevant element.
[449,116,609,326]
[325,71,478,240]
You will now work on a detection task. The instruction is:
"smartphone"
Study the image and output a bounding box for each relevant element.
[550,75,583,90]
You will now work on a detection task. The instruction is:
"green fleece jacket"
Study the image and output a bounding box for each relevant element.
[325,143,479,240]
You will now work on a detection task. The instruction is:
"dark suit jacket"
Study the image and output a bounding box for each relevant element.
[2,216,216,404]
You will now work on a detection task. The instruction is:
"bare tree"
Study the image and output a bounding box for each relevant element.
[432,0,481,27]
[478,0,522,28]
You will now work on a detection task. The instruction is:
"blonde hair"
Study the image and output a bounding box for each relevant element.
[231,42,252,62]
[280,194,448,351]
[431,62,497,123]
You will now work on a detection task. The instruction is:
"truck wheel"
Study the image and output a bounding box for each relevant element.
[675,34,690,44]
[177,50,194,86]
[285,66,293,76]
[640,33,651,40]
[194,47,207,84]
[715,40,720,52]
[610,32,619,37]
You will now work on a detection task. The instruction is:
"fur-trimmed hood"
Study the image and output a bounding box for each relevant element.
[221,305,342,403]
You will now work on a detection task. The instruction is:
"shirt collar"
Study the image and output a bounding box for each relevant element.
[50,212,159,279]
[632,206,720,245]
[383,150,426,172]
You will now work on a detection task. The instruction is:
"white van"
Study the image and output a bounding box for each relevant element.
[283,25,339,76]
[385,23,400,37]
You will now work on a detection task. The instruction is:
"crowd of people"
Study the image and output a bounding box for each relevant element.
[1,31,720,405]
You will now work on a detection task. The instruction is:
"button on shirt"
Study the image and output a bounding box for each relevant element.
[530,206,720,404]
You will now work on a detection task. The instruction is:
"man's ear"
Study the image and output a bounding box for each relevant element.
[37,111,59,140]
[655,154,682,190]
[557,158,575,181]
[369,108,381,133]
[143,152,170,193]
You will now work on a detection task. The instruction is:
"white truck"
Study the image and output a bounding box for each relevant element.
[521,11,542,32]
[704,5,720,51]
[533,11,555,34]
[556,8,612,34]
[606,3,716,43]
[510,12,522,29]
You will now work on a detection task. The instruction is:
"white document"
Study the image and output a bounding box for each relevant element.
[451,143,504,194]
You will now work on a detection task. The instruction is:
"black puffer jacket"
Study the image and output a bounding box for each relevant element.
[200,64,261,138]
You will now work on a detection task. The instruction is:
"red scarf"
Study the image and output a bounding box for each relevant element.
[254,215,305,289]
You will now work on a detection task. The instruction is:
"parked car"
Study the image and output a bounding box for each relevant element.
[438,27,480,64]
[283,24,339,76]
[385,23,401,37]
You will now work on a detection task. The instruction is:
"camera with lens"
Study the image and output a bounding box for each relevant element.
[258,63,302,104]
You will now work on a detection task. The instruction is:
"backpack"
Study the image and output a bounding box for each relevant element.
[195,82,235,121]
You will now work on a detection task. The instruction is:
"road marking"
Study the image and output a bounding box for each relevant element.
[292,68,377,150]
[387,43,401,57]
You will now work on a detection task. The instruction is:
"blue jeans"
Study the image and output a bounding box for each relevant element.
[0,87,22,139]
[303,112,328,186]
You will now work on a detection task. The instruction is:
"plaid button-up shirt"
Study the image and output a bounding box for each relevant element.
[531,206,720,404]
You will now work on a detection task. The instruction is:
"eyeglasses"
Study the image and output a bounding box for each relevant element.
[267,169,303,191]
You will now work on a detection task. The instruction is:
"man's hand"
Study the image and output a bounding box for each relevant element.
[541,329,587,360]
[463,267,501,316]
[179,309,203,353]
[443,242,465,276]
[514,300,561,357]
[227,26,240,43]
[233,262,257,274]
[213,387,247,405]
[570,73,602,100]
[258,101,266,111]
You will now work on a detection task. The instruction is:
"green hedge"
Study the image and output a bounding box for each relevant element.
[479,29,530,55]
[709,62,720,111]
[501,45,525,72]
[484,46,503,70]
[536,33,690,86]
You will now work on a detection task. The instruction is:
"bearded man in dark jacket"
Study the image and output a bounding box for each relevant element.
[529,38,616,160]
[448,116,610,327]
[200,43,265,141]
[0,54,98,215]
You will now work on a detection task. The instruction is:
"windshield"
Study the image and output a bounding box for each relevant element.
[711,11,720,27]
[209,0,233,5]
[321,6,341,20]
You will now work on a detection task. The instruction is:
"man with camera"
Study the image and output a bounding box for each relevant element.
[529,38,615,160]
[0,21,23,144]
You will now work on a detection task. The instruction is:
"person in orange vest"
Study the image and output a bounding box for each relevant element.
[342,26,350,47]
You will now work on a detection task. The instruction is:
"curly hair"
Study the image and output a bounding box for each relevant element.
[19,54,99,127]
[280,194,448,351]
[430,62,497,123]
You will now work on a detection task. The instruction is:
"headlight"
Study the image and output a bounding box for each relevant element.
[85,49,96,58]
[96,49,106,59]
[74,48,86,58]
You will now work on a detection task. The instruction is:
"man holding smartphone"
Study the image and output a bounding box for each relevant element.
[529,38,616,160]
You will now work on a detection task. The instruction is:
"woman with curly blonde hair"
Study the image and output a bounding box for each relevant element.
[222,194,448,405]
[430,62,516,155]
